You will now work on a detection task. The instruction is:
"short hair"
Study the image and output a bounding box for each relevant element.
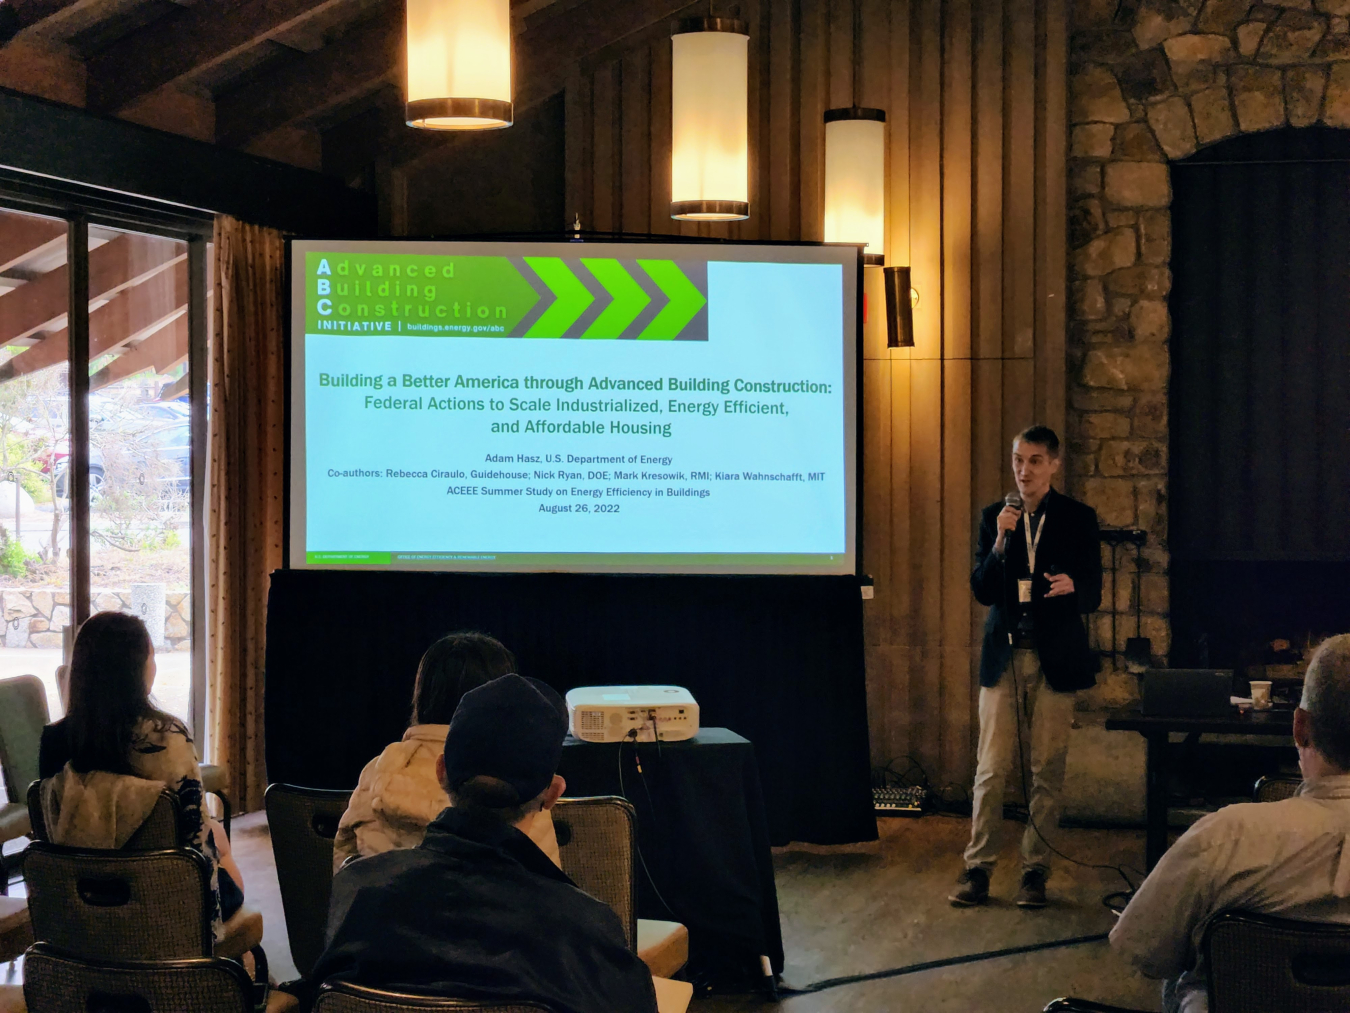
[1014,425,1061,458]
[449,774,546,826]
[1302,634,1350,771]
[411,632,517,726]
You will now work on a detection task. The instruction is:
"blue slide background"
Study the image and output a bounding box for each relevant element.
[302,260,848,558]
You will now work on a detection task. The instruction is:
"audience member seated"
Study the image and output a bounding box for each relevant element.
[333,630,560,871]
[301,674,657,1013]
[38,611,245,938]
[1111,633,1350,1012]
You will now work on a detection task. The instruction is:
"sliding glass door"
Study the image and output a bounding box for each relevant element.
[83,223,194,726]
[0,189,209,737]
[0,208,73,721]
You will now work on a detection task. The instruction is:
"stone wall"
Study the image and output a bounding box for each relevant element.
[1067,0,1347,699]
[0,589,191,650]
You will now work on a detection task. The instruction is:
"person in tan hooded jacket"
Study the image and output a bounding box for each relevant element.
[333,632,560,871]
[38,611,244,941]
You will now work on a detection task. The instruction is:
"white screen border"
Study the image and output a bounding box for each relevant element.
[285,238,860,576]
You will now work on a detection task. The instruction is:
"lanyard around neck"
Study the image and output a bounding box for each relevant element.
[1023,507,1047,574]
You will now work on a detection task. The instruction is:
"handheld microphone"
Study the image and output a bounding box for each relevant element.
[1005,490,1023,511]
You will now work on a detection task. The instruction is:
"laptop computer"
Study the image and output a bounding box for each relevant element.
[1142,668,1234,718]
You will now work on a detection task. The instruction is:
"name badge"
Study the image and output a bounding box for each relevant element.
[1018,577,1033,604]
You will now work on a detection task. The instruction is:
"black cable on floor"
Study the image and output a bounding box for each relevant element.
[777,931,1111,996]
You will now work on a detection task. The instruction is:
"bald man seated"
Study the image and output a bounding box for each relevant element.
[1111,634,1350,1013]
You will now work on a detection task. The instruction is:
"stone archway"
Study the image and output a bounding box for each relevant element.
[1066,0,1350,700]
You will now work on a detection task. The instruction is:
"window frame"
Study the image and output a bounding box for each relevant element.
[0,169,212,752]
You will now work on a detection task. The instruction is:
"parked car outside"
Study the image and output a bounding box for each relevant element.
[52,419,189,499]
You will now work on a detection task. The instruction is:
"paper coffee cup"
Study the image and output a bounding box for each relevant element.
[1250,680,1272,710]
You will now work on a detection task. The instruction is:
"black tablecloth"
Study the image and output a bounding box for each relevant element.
[264,570,875,848]
[557,728,784,978]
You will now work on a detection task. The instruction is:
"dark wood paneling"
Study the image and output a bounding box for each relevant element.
[402,94,565,238]
[399,0,1069,788]
[621,47,651,234]
[1034,0,1067,430]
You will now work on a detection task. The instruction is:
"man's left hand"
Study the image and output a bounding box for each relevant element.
[1044,573,1075,597]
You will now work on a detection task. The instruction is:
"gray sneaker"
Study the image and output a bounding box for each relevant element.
[948,867,990,906]
[1016,868,1048,908]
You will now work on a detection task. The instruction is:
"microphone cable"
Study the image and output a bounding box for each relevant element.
[615,673,1122,998]
[774,930,1110,997]
[621,719,1114,999]
[1006,652,1140,912]
[623,719,781,998]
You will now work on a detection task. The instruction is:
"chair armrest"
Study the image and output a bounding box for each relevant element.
[1043,999,1152,1013]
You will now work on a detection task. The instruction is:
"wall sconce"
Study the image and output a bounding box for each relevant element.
[884,266,916,348]
[670,18,750,221]
[406,0,513,130]
[824,107,886,265]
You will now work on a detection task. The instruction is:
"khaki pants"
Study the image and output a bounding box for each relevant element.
[963,649,1076,875]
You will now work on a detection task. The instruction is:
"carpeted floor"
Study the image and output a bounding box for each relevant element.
[229,809,1163,1012]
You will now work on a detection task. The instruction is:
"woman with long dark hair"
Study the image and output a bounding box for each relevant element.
[332,630,559,869]
[39,611,244,935]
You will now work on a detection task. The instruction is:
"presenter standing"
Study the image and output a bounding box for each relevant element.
[949,426,1102,909]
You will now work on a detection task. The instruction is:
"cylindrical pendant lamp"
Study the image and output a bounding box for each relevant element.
[670,18,749,221]
[824,107,886,264]
[406,0,513,130]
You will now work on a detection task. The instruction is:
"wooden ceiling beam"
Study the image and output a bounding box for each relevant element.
[214,9,402,149]
[90,259,188,356]
[0,0,82,42]
[90,315,188,391]
[0,257,188,383]
[0,234,182,355]
[157,369,189,401]
[85,0,356,114]
[0,212,66,273]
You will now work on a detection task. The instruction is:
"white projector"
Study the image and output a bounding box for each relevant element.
[565,685,699,743]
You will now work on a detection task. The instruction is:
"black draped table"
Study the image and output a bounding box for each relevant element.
[557,728,784,979]
[264,570,875,849]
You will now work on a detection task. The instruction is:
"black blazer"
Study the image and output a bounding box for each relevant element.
[970,489,1102,692]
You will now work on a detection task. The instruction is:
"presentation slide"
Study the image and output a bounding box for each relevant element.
[287,239,858,574]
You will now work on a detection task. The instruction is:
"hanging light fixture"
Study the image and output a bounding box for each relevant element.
[824,108,886,264]
[823,0,884,259]
[406,0,513,130]
[670,17,749,221]
[822,0,912,346]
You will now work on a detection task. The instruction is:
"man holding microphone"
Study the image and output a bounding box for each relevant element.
[950,426,1102,909]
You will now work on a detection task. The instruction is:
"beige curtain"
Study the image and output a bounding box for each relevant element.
[208,216,286,812]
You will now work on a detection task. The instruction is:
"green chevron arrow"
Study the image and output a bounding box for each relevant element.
[637,260,706,340]
[523,257,594,337]
[580,259,650,339]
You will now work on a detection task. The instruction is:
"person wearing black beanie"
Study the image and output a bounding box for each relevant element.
[301,675,658,1013]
